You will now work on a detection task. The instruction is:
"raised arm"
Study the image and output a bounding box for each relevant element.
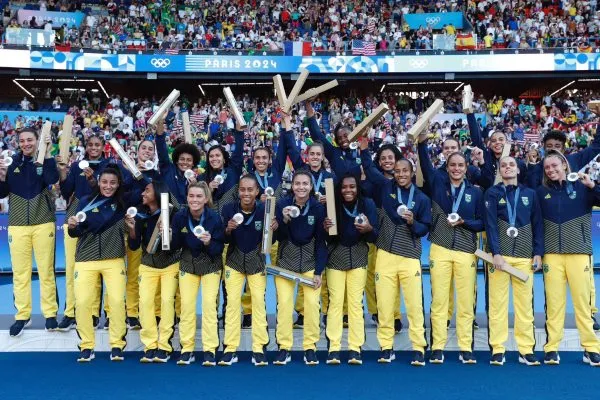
[359,141,389,187]
[305,101,336,161]
[417,140,439,193]
[280,128,306,170]
[229,128,245,177]
[466,112,484,150]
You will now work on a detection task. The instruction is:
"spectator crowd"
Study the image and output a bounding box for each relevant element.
[1,0,599,52]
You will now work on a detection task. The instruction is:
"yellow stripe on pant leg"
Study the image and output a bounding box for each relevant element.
[139,264,161,351]
[325,268,347,352]
[429,244,454,351]
[565,254,600,353]
[157,263,179,352]
[247,272,268,353]
[398,255,427,352]
[504,256,535,355]
[8,225,34,320]
[223,266,245,353]
[486,257,511,355]
[347,267,367,352]
[126,245,142,318]
[542,254,567,353]
[74,261,101,350]
[452,250,477,352]
[302,270,321,351]
[32,222,58,319]
[101,259,127,350]
[375,249,400,350]
[200,271,222,353]
[275,276,295,350]
[178,271,201,353]
[63,224,78,318]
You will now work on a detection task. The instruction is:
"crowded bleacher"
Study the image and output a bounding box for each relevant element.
[1,0,599,52]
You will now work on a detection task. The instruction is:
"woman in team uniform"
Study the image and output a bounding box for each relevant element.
[484,156,543,366]
[360,143,404,330]
[219,175,278,367]
[273,170,327,366]
[0,128,59,337]
[200,122,245,214]
[360,139,430,366]
[280,121,334,327]
[324,173,378,366]
[125,180,180,363]
[67,164,129,362]
[418,138,485,365]
[155,119,201,208]
[536,151,600,366]
[57,134,106,331]
[170,182,224,366]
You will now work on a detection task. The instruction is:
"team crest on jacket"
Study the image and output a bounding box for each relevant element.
[498,198,506,205]
[465,194,472,203]
[544,193,551,199]
[521,197,529,206]
[255,221,263,231]
[308,216,315,225]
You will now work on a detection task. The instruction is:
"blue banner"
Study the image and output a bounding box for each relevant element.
[404,12,464,30]
[0,49,595,74]
[17,10,85,28]
[1,212,599,273]
[0,111,66,128]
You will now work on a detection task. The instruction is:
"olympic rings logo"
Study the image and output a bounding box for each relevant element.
[409,59,429,69]
[151,58,171,68]
[425,17,441,25]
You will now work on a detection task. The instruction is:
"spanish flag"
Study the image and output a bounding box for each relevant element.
[455,33,476,50]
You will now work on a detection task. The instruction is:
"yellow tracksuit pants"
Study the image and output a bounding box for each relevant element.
[138,263,179,352]
[239,242,278,316]
[276,272,320,351]
[326,267,367,352]
[430,243,477,352]
[125,245,141,318]
[295,273,330,316]
[63,224,102,318]
[74,259,126,350]
[9,222,58,320]
[543,254,600,353]
[223,267,269,353]
[487,256,535,355]
[375,249,427,352]
[179,270,221,353]
[366,243,401,319]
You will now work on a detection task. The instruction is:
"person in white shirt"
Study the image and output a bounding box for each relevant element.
[20,97,30,111]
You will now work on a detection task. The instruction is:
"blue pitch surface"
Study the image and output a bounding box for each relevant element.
[1,273,595,315]
[0,351,596,400]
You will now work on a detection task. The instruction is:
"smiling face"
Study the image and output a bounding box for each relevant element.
[177,152,195,172]
[99,172,120,197]
[379,149,396,172]
[335,127,350,150]
[18,131,37,157]
[543,155,567,182]
[141,183,156,207]
[137,140,155,162]
[307,144,324,170]
[238,177,259,208]
[207,148,224,170]
[341,176,358,203]
[86,136,103,160]
[253,149,270,174]
[499,157,519,180]
[446,153,467,183]
[394,159,413,188]
[544,138,565,153]
[187,186,208,212]
[442,139,459,159]
[489,132,507,156]
[292,173,312,201]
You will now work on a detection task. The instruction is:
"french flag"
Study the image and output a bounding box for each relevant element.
[283,41,312,56]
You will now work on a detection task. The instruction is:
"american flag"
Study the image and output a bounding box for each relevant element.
[352,40,376,56]
[165,48,179,55]
[190,112,205,132]
[367,18,376,33]
[524,129,540,143]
